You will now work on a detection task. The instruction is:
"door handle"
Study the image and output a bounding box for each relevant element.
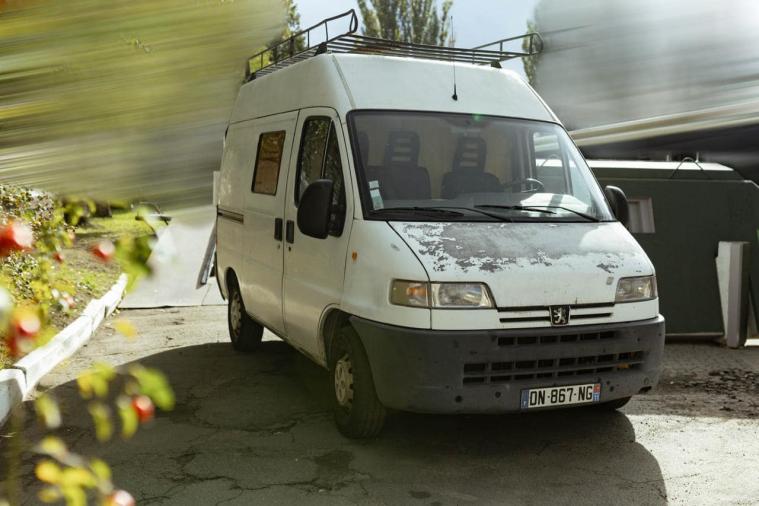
[285,220,295,244]
[274,218,283,241]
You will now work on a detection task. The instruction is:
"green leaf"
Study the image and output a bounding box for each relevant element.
[117,396,139,439]
[60,467,97,489]
[77,362,115,399]
[61,484,87,506]
[89,458,112,485]
[129,365,175,411]
[113,319,137,340]
[35,460,62,484]
[35,394,62,429]
[35,436,68,460]
[38,486,62,503]
[87,402,113,442]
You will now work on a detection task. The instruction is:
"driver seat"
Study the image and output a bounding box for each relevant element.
[441,137,501,199]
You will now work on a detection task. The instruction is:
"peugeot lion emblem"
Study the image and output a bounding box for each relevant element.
[549,305,570,326]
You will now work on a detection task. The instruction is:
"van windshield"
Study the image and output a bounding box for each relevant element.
[349,111,615,222]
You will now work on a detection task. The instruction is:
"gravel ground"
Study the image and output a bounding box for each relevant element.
[3,306,759,505]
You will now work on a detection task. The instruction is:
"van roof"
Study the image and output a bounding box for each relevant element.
[230,53,557,125]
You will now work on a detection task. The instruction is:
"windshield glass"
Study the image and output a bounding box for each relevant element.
[349,111,615,222]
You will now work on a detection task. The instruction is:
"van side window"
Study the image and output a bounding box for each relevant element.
[297,118,330,202]
[296,117,347,236]
[251,130,286,195]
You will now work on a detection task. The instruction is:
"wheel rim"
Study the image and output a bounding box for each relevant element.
[229,291,242,338]
[334,354,354,408]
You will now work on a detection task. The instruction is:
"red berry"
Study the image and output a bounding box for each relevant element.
[91,240,115,262]
[131,395,154,423]
[0,221,33,256]
[63,293,75,309]
[53,251,64,263]
[5,309,40,357]
[104,490,135,506]
[13,309,40,338]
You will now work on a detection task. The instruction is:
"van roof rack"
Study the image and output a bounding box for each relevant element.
[245,9,543,82]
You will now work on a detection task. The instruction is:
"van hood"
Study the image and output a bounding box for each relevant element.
[389,221,653,307]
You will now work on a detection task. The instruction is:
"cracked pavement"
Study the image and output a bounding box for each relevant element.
[3,306,759,505]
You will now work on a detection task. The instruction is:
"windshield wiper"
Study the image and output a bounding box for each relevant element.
[428,206,514,222]
[369,206,514,222]
[475,204,556,215]
[475,204,600,222]
[369,206,466,218]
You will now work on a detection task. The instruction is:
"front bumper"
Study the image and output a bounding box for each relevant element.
[351,315,665,413]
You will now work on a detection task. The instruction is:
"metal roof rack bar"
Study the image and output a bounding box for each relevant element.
[245,9,543,82]
[472,33,544,55]
[246,9,359,81]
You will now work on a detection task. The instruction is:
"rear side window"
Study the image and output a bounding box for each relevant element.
[296,117,347,236]
[251,130,286,195]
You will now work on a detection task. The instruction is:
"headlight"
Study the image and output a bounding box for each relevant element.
[390,280,494,308]
[431,283,493,308]
[615,276,657,303]
[390,280,429,307]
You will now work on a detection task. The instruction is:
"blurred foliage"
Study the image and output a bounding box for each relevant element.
[1,185,175,504]
[358,0,454,46]
[32,359,174,503]
[1,186,78,364]
[0,186,151,366]
[33,435,134,505]
[249,0,305,75]
[0,0,285,207]
[522,20,540,87]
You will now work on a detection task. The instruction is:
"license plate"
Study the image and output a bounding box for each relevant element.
[520,383,601,409]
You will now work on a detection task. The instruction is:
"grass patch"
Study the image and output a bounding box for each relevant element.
[76,211,158,242]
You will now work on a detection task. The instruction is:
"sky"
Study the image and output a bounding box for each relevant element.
[294,0,540,76]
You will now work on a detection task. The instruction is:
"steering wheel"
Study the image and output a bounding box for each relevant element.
[505,178,544,193]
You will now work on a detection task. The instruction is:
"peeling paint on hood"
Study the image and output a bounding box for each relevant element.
[389,221,654,307]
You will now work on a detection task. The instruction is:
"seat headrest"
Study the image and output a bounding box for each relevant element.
[384,131,420,166]
[453,137,487,172]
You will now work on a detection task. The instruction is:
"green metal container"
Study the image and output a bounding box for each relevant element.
[589,160,759,336]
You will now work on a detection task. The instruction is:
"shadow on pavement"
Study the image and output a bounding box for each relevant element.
[13,341,669,505]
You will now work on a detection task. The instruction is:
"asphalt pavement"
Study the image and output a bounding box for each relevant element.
[4,306,759,505]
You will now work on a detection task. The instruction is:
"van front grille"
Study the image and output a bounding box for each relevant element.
[462,350,644,386]
[497,302,615,325]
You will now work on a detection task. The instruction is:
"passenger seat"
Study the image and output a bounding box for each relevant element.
[442,137,501,199]
[378,131,431,200]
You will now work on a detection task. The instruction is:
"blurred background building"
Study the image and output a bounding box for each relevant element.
[530,0,759,183]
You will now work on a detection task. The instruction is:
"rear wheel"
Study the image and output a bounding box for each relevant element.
[227,277,263,352]
[597,396,632,410]
[328,325,386,438]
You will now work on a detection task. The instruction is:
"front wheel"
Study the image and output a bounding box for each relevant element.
[227,278,263,352]
[329,325,386,438]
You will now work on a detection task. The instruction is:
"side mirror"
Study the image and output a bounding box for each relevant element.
[297,179,334,239]
[604,185,630,227]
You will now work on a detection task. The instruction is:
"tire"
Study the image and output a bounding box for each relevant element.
[596,396,632,411]
[328,325,386,438]
[226,277,263,352]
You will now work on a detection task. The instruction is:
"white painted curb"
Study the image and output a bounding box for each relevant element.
[0,369,26,427]
[0,274,128,426]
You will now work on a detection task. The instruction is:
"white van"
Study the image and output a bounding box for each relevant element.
[216,12,665,437]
